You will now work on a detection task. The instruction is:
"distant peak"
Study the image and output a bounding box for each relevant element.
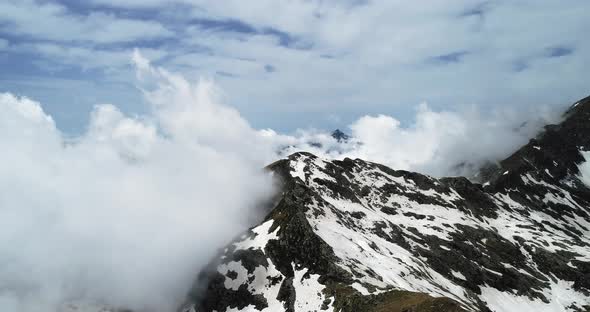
[331,129,350,142]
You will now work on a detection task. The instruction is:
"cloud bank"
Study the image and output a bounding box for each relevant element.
[0,53,274,312]
[269,102,561,177]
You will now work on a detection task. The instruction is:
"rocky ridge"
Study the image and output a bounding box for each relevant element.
[187,96,590,312]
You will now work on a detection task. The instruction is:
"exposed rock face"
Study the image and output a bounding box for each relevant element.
[331,129,350,143]
[188,97,590,312]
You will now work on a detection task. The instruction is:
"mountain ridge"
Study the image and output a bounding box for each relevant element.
[185,97,590,312]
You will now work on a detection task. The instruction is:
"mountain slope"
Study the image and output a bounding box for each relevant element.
[187,97,590,312]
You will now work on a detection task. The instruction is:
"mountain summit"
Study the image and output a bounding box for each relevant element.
[331,129,350,142]
[186,97,590,312]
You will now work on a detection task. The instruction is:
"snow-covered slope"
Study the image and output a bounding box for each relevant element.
[189,97,590,312]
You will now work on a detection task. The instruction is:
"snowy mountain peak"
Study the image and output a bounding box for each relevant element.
[187,98,590,312]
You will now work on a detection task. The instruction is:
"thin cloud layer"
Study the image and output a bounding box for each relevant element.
[0,0,173,43]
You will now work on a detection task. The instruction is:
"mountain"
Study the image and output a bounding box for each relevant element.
[331,129,350,143]
[184,97,590,312]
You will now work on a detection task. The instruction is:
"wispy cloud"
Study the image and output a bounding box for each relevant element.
[430,51,470,64]
[545,45,574,58]
[0,0,172,43]
[0,0,589,135]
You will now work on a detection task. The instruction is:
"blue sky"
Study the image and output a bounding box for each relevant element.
[1,0,589,134]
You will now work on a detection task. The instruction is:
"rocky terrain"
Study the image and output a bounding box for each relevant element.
[185,96,590,312]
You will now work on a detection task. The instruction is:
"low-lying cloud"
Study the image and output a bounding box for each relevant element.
[0,52,274,312]
[0,51,566,312]
[270,103,561,177]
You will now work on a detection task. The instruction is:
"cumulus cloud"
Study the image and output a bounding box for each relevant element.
[345,104,560,177]
[0,53,274,312]
[269,103,561,177]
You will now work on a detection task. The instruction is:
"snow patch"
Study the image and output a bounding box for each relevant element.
[218,261,249,291]
[480,280,590,312]
[234,219,279,251]
[451,270,466,280]
[292,264,333,312]
[351,282,371,295]
[578,151,590,187]
[275,155,590,312]
[290,156,308,181]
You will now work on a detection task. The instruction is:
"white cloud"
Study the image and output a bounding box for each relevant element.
[4,1,589,128]
[0,53,274,312]
[145,0,588,125]
[346,104,560,176]
[0,0,173,43]
[268,102,561,177]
